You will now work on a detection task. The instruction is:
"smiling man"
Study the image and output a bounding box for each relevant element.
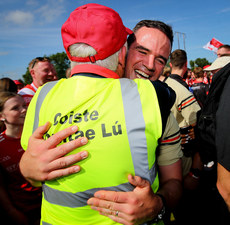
[18,57,58,106]
[20,18,182,225]
[125,20,172,81]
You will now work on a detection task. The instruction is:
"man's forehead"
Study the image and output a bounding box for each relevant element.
[218,48,230,54]
[134,27,171,56]
[135,27,169,41]
[36,61,52,67]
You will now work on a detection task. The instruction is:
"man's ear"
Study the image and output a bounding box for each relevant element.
[0,113,5,122]
[119,45,127,68]
[169,62,172,68]
[116,45,127,77]
[30,69,35,80]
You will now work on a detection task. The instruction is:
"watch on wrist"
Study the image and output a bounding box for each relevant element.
[151,193,166,223]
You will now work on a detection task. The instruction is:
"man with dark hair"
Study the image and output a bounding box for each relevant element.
[169,49,190,90]
[126,20,173,82]
[217,44,230,57]
[20,17,183,224]
[20,4,182,225]
[160,49,201,225]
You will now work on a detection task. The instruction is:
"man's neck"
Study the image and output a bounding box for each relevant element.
[32,81,39,89]
[171,69,184,78]
[158,75,165,82]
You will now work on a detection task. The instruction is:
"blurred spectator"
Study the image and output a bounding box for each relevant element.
[162,66,171,77]
[190,67,209,108]
[197,56,230,225]
[0,78,17,93]
[203,65,212,84]
[185,68,194,86]
[0,92,42,225]
[0,77,18,132]
[216,72,230,215]
[204,56,230,74]
[13,80,24,92]
[217,44,230,57]
[162,49,202,225]
[18,57,58,106]
[169,49,190,90]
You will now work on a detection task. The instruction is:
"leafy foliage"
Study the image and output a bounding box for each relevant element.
[49,52,70,79]
[22,69,32,85]
[189,58,211,70]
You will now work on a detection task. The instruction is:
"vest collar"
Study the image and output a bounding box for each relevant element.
[70,64,120,79]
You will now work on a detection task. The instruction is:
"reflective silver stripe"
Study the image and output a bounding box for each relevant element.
[120,78,156,184]
[33,81,58,133]
[43,182,134,207]
[42,222,52,225]
[42,78,157,208]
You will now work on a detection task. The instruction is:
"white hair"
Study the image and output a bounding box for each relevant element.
[69,42,127,72]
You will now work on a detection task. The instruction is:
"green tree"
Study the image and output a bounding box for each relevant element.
[189,58,211,70]
[22,52,70,85]
[189,60,195,70]
[49,52,70,79]
[22,68,32,85]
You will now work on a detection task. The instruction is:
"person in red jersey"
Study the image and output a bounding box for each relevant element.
[0,92,42,225]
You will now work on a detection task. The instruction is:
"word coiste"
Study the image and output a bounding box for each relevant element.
[44,109,123,143]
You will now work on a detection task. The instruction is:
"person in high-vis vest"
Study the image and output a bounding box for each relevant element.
[21,4,181,225]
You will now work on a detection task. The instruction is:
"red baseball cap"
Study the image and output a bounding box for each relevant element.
[203,65,210,70]
[13,80,23,85]
[61,3,133,62]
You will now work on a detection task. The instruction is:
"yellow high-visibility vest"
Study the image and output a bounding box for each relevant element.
[22,73,163,225]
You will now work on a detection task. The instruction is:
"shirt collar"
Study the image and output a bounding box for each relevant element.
[70,64,120,79]
[31,82,38,90]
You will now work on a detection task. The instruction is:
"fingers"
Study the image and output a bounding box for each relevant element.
[128,174,150,188]
[38,150,88,180]
[88,175,150,205]
[32,122,51,139]
[48,150,88,171]
[101,210,130,225]
[88,198,135,225]
[107,214,131,225]
[46,165,81,180]
[90,190,130,204]
[50,136,88,159]
[31,122,79,147]
[47,126,80,148]
[44,137,88,171]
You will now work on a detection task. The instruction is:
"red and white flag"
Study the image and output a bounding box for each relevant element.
[203,38,223,53]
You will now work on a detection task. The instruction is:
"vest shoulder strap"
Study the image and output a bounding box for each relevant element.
[151,80,176,133]
[33,81,58,133]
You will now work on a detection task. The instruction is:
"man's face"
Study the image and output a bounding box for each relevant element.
[31,61,57,87]
[217,48,230,57]
[125,27,171,81]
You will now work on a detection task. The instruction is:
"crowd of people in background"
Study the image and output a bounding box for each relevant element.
[1,3,230,225]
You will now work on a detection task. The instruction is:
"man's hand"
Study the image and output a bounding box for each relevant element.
[19,122,89,187]
[87,175,163,225]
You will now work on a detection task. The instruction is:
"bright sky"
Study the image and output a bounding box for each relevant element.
[0,0,230,80]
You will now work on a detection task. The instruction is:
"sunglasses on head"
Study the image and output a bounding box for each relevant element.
[31,57,51,69]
